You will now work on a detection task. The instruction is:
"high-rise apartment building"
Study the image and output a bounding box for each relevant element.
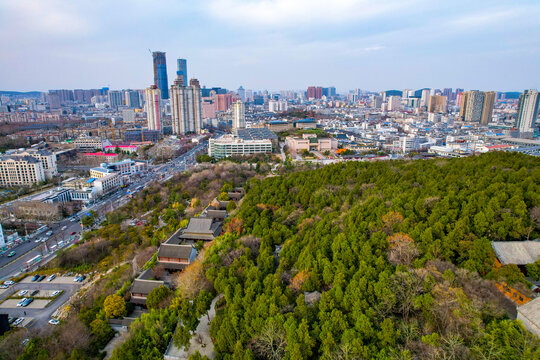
[125,90,140,108]
[108,90,123,109]
[442,88,453,101]
[420,89,431,108]
[428,95,447,113]
[170,78,202,135]
[237,86,246,102]
[461,91,485,122]
[176,58,188,87]
[387,96,402,111]
[307,86,323,99]
[516,90,540,133]
[214,93,233,112]
[145,86,161,131]
[232,100,245,130]
[152,51,169,99]
[481,91,496,125]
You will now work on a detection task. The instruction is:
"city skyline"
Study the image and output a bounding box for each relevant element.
[0,0,539,92]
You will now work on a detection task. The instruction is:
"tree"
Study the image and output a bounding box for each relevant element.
[104,294,127,318]
[227,201,237,213]
[146,285,172,309]
[218,192,229,201]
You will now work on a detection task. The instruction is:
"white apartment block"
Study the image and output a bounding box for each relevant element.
[9,149,57,179]
[73,135,110,151]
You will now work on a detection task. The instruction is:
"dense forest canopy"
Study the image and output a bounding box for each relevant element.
[206,152,540,359]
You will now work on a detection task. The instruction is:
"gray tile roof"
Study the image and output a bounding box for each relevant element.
[158,244,193,259]
[492,241,540,265]
[131,279,164,295]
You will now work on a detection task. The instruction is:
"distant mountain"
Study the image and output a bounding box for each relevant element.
[0,90,42,97]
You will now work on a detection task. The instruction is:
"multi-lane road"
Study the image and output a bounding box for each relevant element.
[0,141,207,283]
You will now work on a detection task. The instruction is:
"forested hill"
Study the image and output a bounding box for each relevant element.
[206,152,540,359]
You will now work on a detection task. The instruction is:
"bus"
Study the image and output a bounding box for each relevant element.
[26,255,42,268]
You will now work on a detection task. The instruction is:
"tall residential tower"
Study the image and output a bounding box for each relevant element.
[170,77,202,135]
[232,100,246,130]
[516,90,540,133]
[176,58,188,87]
[145,85,161,131]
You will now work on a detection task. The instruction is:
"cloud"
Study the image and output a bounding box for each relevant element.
[205,0,419,27]
[0,0,91,38]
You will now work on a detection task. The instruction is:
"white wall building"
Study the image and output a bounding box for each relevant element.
[145,86,161,132]
[232,100,245,130]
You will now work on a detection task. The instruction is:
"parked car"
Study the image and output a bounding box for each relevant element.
[37,275,46,282]
[7,251,16,257]
[46,231,53,236]
[61,226,67,231]
[48,319,59,325]
[8,317,15,324]
[0,284,8,289]
[12,318,24,326]
[70,232,76,236]
[30,290,39,296]
[74,275,86,282]
[21,298,34,307]
[31,275,40,282]
[17,298,28,307]
[47,274,56,282]
[51,290,61,296]
[5,280,14,286]
[18,290,28,296]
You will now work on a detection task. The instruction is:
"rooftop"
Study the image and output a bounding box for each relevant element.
[492,241,540,265]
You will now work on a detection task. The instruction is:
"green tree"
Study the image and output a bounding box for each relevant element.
[146,285,172,309]
[104,294,127,318]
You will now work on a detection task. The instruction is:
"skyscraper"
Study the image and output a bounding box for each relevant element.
[176,58,188,87]
[307,86,323,99]
[237,86,246,102]
[125,90,141,108]
[145,85,161,131]
[420,89,431,107]
[481,91,496,125]
[152,51,169,99]
[170,78,202,135]
[232,100,245,130]
[516,90,540,133]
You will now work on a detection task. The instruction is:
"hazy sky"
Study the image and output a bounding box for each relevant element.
[1,0,539,93]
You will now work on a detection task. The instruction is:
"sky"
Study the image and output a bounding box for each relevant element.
[0,0,539,93]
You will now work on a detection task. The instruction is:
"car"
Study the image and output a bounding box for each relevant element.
[0,284,8,289]
[61,226,67,231]
[51,290,61,296]
[31,275,40,282]
[70,231,76,236]
[37,275,46,282]
[17,298,28,307]
[21,298,33,307]
[19,290,28,296]
[12,318,24,326]
[48,319,60,325]
[8,317,15,324]
[35,238,42,243]
[47,274,56,282]
[5,280,14,286]
[74,275,86,282]
[7,251,16,257]
[46,231,53,236]
[30,290,39,296]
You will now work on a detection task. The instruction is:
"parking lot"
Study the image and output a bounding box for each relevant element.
[0,275,86,328]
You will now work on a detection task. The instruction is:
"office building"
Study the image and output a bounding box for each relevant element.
[170,77,202,135]
[516,90,540,133]
[428,95,447,113]
[176,58,188,86]
[152,51,169,99]
[0,156,46,186]
[209,136,273,159]
[481,91,496,125]
[108,90,123,109]
[420,89,431,107]
[145,86,161,131]
[232,100,245,130]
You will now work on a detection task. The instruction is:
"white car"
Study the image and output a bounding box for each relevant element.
[48,319,59,325]
[61,226,67,231]
[4,280,14,286]
[47,274,56,282]
[52,290,61,296]
[18,290,28,296]
[13,318,24,326]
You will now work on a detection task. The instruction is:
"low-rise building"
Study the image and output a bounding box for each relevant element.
[180,217,222,242]
[0,156,46,186]
[208,135,273,159]
[73,135,110,151]
[8,148,57,179]
[92,173,121,195]
[130,269,165,306]
[285,133,338,152]
[83,152,118,162]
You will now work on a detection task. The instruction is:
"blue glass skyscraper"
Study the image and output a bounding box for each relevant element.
[152,51,169,99]
[176,58,188,87]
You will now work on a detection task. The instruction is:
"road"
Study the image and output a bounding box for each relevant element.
[0,141,207,283]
